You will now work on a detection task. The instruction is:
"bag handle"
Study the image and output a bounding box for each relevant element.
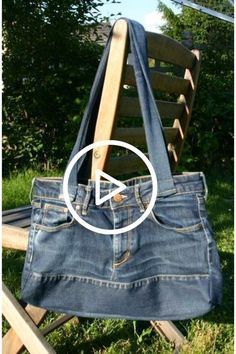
[66,18,176,196]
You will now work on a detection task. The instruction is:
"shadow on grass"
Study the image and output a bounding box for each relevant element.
[53,318,162,354]
[2,250,25,293]
[208,250,234,325]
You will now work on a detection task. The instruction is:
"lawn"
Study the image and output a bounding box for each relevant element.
[2,168,234,353]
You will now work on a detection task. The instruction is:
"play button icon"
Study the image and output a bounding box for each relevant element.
[63,140,157,235]
[95,169,126,206]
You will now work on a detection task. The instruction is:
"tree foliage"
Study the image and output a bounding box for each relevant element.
[3,0,116,175]
[159,0,233,170]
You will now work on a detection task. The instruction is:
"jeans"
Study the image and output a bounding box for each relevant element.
[21,171,222,320]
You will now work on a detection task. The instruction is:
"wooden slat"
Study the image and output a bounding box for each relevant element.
[113,127,178,145]
[3,305,47,354]
[125,65,190,95]
[91,19,129,179]
[2,283,55,354]
[3,209,32,224]
[107,154,148,176]
[41,315,74,336]
[2,206,32,217]
[2,225,28,251]
[8,218,31,228]
[119,96,184,119]
[146,31,196,69]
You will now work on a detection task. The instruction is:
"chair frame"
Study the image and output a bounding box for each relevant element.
[2,18,201,353]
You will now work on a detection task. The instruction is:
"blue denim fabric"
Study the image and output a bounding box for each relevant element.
[21,18,222,320]
[21,172,222,320]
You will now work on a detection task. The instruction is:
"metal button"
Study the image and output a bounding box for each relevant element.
[113,193,123,203]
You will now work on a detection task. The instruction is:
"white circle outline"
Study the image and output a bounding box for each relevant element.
[63,140,157,235]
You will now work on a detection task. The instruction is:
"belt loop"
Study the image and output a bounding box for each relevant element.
[200,172,208,201]
[134,184,145,213]
[82,185,92,216]
[29,177,36,203]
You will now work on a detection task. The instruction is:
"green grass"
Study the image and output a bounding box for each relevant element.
[2,168,233,353]
[2,168,62,210]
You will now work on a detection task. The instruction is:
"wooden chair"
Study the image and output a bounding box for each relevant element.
[91,19,201,177]
[2,19,201,353]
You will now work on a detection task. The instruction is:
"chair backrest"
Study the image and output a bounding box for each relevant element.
[91,19,201,179]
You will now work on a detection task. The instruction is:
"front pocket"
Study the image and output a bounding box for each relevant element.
[148,193,203,233]
[149,210,203,233]
[32,200,75,232]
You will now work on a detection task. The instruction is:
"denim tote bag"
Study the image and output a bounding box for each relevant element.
[21,18,222,320]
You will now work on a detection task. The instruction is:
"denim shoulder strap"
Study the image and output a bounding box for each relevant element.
[127,20,175,195]
[67,18,176,196]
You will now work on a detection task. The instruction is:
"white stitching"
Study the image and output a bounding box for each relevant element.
[196,194,211,272]
[110,190,117,277]
[35,218,76,232]
[31,271,210,289]
[149,208,203,233]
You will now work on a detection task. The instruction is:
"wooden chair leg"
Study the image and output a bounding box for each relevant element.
[150,320,186,350]
[2,282,55,354]
[3,306,76,354]
[3,304,47,354]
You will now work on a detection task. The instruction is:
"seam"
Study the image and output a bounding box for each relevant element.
[157,188,177,195]
[169,190,204,196]
[175,222,202,233]
[44,203,68,213]
[28,212,40,264]
[110,191,117,278]
[35,218,76,232]
[127,207,133,257]
[112,208,133,269]
[21,269,31,292]
[32,190,205,206]
[33,195,64,201]
[22,223,38,290]
[30,271,210,289]
[197,195,211,272]
[196,195,213,302]
[149,208,203,233]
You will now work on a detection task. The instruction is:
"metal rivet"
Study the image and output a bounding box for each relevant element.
[113,193,123,203]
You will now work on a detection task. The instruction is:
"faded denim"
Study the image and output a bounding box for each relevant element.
[21,19,222,320]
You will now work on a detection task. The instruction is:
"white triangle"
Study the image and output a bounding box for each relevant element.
[95,169,126,206]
